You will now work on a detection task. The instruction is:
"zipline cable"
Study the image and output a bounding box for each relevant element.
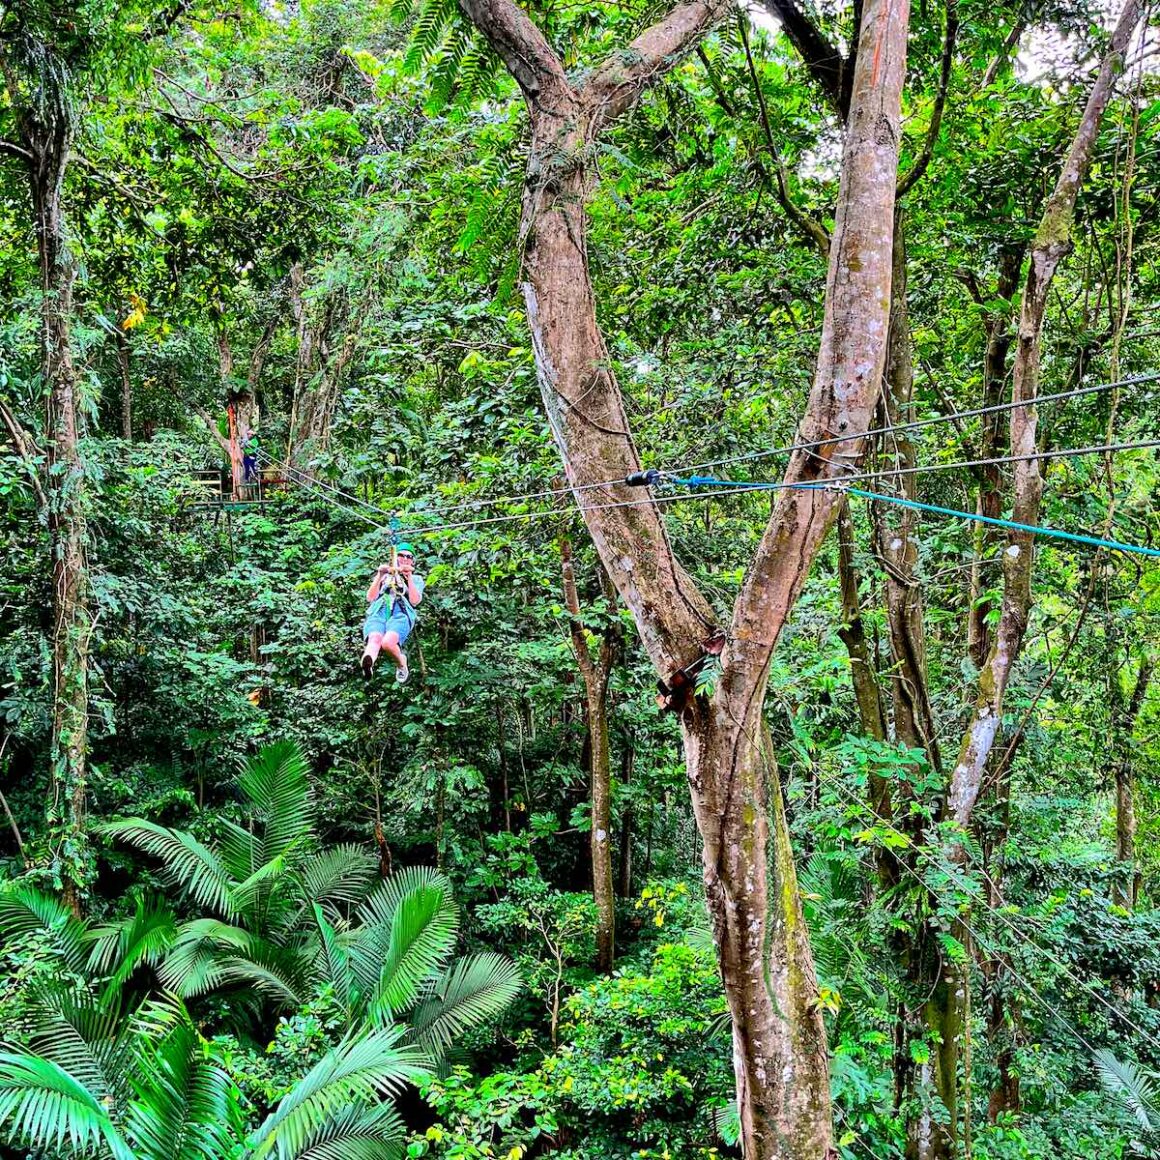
[266,371,1160,525]
[660,473,1160,559]
[262,439,1160,560]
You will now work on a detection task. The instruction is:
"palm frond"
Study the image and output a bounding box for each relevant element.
[0,883,88,972]
[231,853,291,918]
[126,1005,239,1160]
[160,919,306,1005]
[86,895,178,998]
[299,845,377,916]
[237,740,316,864]
[406,952,521,1059]
[294,1103,406,1160]
[101,820,237,920]
[0,1052,133,1160]
[1095,1049,1160,1133]
[217,819,260,883]
[313,904,356,1017]
[363,880,458,1020]
[250,1029,429,1160]
[27,986,134,1104]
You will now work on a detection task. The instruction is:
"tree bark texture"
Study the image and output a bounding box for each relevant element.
[460,1,911,1152]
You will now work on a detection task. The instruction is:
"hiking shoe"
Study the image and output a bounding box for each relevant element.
[361,654,374,680]
[395,655,409,684]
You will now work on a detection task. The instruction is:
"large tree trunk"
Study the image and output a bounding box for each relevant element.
[561,539,618,972]
[460,1,910,1152]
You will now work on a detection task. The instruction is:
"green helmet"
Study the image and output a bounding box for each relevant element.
[395,542,415,556]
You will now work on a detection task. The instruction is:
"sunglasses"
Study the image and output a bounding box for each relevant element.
[397,553,414,560]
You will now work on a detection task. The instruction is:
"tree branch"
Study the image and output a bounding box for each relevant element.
[757,0,848,117]
[738,12,830,257]
[0,397,47,510]
[578,0,735,133]
[456,0,571,106]
[0,137,32,164]
[897,0,958,196]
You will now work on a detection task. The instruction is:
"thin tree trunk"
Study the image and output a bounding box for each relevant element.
[561,538,617,972]
[617,735,634,898]
[932,2,1144,1150]
[837,496,888,748]
[116,327,133,441]
[875,213,939,771]
[967,246,1023,668]
[26,101,90,914]
[1113,656,1153,908]
[948,0,1143,835]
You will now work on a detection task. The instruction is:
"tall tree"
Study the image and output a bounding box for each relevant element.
[921,1,1147,1152]
[456,0,912,1153]
[0,1,96,908]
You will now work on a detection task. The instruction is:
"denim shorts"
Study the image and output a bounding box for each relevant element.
[363,607,414,644]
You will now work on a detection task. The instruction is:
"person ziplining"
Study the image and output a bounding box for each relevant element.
[361,543,425,684]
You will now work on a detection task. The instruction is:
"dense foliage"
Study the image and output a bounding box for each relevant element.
[2,0,1159,1156]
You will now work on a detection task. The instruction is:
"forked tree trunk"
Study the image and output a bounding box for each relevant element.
[561,539,618,972]
[460,0,911,1153]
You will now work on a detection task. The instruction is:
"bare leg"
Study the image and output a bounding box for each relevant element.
[380,631,405,670]
[364,632,385,664]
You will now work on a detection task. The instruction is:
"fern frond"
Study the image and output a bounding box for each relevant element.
[402,0,458,75]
